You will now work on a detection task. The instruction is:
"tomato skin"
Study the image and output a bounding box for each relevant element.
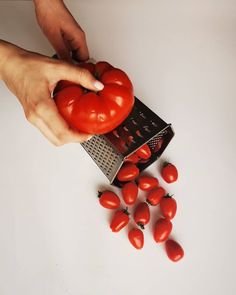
[138,176,159,191]
[121,182,138,205]
[146,187,166,206]
[95,61,113,77]
[134,202,150,229]
[161,163,178,183]
[165,239,184,262]
[135,144,151,160]
[54,80,77,94]
[125,153,140,164]
[128,228,144,249]
[54,62,134,134]
[160,195,177,219]
[54,86,84,127]
[110,208,130,232]
[98,191,120,209]
[153,218,172,243]
[101,68,133,93]
[117,163,139,182]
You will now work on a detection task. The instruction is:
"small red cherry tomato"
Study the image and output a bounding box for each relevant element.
[165,239,184,262]
[128,228,144,249]
[138,176,159,191]
[121,182,138,205]
[160,194,177,219]
[161,162,178,183]
[125,153,140,164]
[133,202,150,229]
[146,187,166,206]
[98,191,120,209]
[153,218,172,243]
[117,163,139,182]
[135,144,151,159]
[110,208,130,232]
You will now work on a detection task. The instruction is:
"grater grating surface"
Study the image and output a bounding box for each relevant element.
[81,135,123,181]
[81,97,174,186]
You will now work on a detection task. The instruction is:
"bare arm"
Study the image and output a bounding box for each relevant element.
[0,40,103,145]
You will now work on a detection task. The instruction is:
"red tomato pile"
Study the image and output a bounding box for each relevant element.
[53,61,135,134]
[98,161,184,262]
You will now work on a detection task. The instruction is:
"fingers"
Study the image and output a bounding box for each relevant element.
[49,32,72,62]
[26,96,92,146]
[62,28,89,62]
[55,63,104,91]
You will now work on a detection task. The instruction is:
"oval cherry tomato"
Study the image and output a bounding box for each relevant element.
[135,144,151,159]
[133,202,150,229]
[153,218,172,243]
[160,194,177,219]
[161,162,178,183]
[146,187,166,206]
[138,176,159,191]
[54,61,134,134]
[117,163,139,182]
[110,208,130,232]
[128,228,144,249]
[125,153,140,164]
[121,182,138,205]
[165,239,184,262]
[98,191,120,209]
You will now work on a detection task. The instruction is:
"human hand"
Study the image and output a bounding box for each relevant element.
[33,0,89,62]
[0,41,104,146]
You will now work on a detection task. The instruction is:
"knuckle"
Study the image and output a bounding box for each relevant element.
[56,132,68,145]
[78,68,90,79]
[53,140,65,147]
[34,100,50,116]
[25,109,36,123]
[79,30,86,40]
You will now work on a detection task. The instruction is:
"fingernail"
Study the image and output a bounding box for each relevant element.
[94,80,104,90]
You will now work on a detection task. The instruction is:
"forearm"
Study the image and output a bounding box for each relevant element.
[33,0,64,9]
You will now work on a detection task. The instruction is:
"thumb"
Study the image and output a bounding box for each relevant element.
[55,63,104,91]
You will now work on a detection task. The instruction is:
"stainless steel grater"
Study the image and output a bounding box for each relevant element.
[81,97,174,187]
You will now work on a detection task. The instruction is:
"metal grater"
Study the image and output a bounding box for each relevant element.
[81,97,174,187]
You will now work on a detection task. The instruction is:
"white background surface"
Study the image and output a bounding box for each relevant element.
[0,1,236,295]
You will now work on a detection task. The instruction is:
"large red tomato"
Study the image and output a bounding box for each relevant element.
[53,61,134,134]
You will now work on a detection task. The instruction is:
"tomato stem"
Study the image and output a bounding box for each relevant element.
[163,162,170,167]
[164,193,174,199]
[97,191,103,198]
[146,199,153,206]
[123,207,130,215]
[138,222,145,230]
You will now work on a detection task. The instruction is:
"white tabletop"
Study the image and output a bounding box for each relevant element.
[0,1,236,295]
